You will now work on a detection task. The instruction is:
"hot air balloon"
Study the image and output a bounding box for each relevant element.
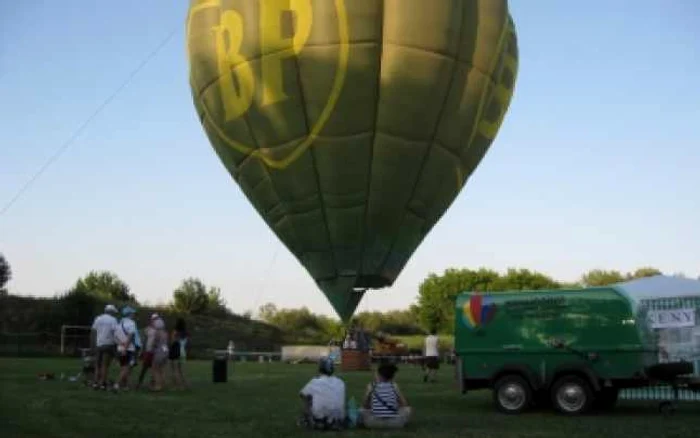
[186,0,518,322]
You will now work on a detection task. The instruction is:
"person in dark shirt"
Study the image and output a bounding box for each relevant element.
[169,317,189,389]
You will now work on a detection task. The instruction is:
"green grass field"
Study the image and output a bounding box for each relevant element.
[1,358,699,438]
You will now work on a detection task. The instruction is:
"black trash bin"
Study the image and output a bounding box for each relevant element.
[212,354,228,383]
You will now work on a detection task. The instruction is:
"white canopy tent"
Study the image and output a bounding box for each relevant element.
[614,276,700,401]
[614,275,700,302]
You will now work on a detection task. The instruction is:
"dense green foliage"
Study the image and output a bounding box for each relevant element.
[0,293,284,357]
[67,271,137,303]
[171,278,229,315]
[0,254,686,353]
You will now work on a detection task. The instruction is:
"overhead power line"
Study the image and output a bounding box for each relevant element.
[1,26,180,217]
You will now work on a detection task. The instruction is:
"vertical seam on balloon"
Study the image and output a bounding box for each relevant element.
[463,8,510,159]
[375,1,468,278]
[290,12,339,285]
[357,0,386,286]
[232,59,301,259]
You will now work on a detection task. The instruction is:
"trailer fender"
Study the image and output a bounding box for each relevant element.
[548,363,601,392]
[491,364,543,391]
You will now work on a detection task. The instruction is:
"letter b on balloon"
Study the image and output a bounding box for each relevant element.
[207,0,313,122]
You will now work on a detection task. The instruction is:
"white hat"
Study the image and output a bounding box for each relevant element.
[150,313,159,320]
[105,304,118,314]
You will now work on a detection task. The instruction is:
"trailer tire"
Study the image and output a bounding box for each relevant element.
[493,375,533,414]
[551,375,594,415]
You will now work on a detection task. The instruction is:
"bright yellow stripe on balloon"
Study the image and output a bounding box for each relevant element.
[186,0,221,63]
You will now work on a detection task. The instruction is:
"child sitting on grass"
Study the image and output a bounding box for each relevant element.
[359,362,412,429]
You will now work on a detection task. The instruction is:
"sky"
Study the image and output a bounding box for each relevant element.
[1,0,698,318]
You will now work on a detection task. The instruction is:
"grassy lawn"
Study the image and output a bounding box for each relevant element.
[1,358,699,438]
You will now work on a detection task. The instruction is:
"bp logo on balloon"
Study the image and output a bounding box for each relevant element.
[462,295,497,330]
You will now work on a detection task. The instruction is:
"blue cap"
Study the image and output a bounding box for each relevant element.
[122,306,136,316]
[319,356,334,375]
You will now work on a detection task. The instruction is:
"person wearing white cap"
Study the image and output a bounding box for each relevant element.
[91,304,119,390]
[136,313,169,391]
[114,306,139,391]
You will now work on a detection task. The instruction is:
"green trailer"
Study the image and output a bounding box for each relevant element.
[453,284,699,415]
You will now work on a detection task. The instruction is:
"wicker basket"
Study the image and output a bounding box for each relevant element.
[340,349,371,371]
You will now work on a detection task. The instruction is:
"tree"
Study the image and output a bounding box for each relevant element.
[352,309,424,335]
[172,278,210,314]
[493,268,561,291]
[70,270,136,303]
[206,286,228,314]
[414,267,565,334]
[0,253,10,296]
[581,267,663,287]
[415,268,502,334]
[257,303,342,344]
[258,303,279,322]
[580,269,625,287]
[627,267,662,280]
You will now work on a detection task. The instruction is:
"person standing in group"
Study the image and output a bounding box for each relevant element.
[114,306,138,391]
[423,329,440,383]
[137,314,169,391]
[91,304,119,390]
[169,318,189,389]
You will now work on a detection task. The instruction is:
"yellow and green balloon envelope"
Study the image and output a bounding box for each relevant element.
[186,0,518,322]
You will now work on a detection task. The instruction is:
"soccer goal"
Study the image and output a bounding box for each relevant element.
[60,325,92,356]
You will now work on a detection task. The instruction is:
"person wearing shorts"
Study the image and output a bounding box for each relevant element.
[91,304,119,389]
[169,318,189,389]
[137,314,169,391]
[114,306,138,390]
[423,330,440,383]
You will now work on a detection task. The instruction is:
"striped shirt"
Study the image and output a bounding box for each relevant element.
[370,382,399,417]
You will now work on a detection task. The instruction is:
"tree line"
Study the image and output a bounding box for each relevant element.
[1,252,697,341]
[59,270,232,317]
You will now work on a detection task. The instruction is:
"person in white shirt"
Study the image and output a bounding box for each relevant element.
[91,304,119,389]
[227,340,235,361]
[423,330,440,383]
[114,306,138,390]
[298,357,346,430]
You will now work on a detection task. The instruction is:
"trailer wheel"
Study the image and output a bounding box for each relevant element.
[551,375,594,415]
[493,375,533,414]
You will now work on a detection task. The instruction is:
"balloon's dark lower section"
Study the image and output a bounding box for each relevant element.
[317,276,369,322]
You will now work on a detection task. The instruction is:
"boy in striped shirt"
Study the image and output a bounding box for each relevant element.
[359,362,412,429]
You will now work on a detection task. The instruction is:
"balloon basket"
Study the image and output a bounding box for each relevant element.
[340,350,371,372]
